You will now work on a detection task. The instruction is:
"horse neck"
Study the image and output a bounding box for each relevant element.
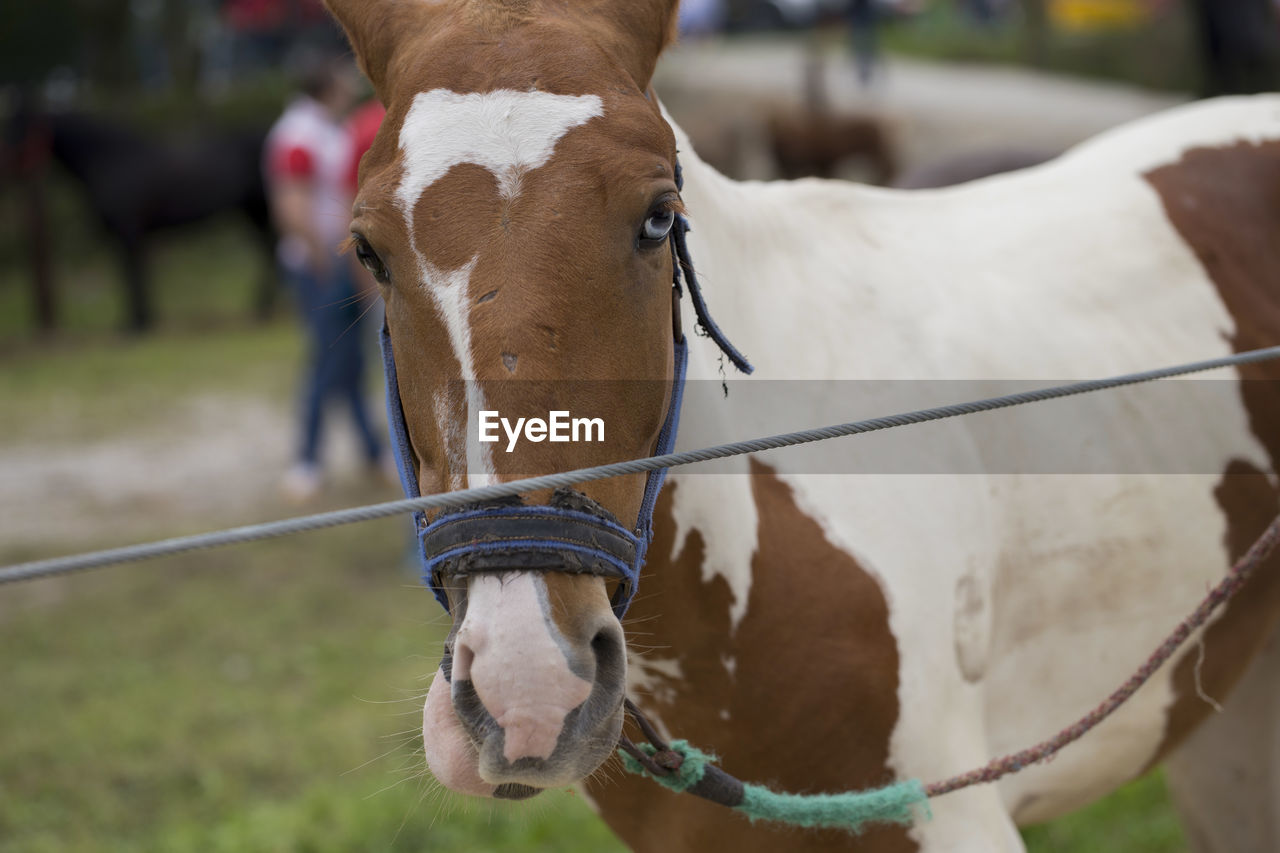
[668,111,886,382]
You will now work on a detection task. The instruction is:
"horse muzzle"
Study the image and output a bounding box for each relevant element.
[417,490,635,795]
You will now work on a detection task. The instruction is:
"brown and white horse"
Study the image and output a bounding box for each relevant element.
[324,1,1280,849]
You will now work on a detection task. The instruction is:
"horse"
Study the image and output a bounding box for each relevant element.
[766,50,896,183]
[18,108,278,331]
[323,1,1280,850]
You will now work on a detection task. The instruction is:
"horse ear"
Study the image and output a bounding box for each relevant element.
[580,0,679,89]
[323,0,426,93]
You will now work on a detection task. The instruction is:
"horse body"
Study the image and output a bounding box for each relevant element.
[322,1,1280,848]
[597,97,1280,851]
[41,111,277,330]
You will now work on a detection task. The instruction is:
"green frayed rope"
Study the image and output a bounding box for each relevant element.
[739,779,931,831]
[619,740,931,833]
[619,740,712,794]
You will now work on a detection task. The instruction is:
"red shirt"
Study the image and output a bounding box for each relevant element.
[346,100,386,193]
[264,96,353,270]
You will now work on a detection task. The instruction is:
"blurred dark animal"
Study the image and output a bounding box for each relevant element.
[893,148,1057,189]
[1,95,56,331]
[22,110,278,331]
[1191,0,1280,96]
[766,52,896,183]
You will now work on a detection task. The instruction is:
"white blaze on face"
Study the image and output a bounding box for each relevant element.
[396,89,604,206]
[395,89,604,488]
[456,574,593,765]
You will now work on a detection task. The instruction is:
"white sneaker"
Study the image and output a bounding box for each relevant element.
[280,463,323,503]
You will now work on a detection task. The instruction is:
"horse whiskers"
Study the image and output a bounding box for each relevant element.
[328,294,383,351]
[583,753,624,791]
[364,766,430,801]
[624,627,669,648]
[428,780,469,831]
[377,726,427,742]
[314,290,372,311]
[620,601,664,627]
[341,732,423,776]
[371,686,433,702]
[387,758,429,780]
[624,646,659,668]
[623,640,674,654]
[389,771,435,847]
[377,738,424,761]
[353,691,428,705]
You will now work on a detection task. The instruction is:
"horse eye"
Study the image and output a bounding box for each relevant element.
[640,207,675,245]
[353,235,390,283]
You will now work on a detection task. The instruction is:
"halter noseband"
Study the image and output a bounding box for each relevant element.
[379,158,752,619]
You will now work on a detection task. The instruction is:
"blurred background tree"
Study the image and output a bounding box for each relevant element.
[0,0,84,88]
[1190,0,1280,95]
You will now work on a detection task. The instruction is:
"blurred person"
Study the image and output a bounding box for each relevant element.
[960,0,1012,26]
[222,0,340,76]
[677,0,725,38]
[222,0,291,73]
[847,0,880,87]
[265,54,385,502]
[344,95,386,306]
[345,97,385,194]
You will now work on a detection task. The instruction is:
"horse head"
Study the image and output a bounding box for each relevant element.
[325,0,685,798]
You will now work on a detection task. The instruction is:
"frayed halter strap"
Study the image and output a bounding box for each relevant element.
[379,157,752,619]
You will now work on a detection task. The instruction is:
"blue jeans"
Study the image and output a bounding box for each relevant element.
[286,263,382,468]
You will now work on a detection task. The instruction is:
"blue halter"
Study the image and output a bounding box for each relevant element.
[379,161,752,619]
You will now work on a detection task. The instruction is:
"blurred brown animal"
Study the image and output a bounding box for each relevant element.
[767,52,895,183]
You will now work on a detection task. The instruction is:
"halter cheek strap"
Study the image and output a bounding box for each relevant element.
[379,157,750,619]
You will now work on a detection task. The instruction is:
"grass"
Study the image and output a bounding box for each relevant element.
[1022,773,1186,852]
[0,525,624,853]
[0,519,1190,853]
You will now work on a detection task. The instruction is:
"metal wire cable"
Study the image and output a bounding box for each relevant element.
[4,344,1280,587]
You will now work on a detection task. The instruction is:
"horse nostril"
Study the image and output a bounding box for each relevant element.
[453,641,476,682]
[589,624,625,677]
[591,628,616,657]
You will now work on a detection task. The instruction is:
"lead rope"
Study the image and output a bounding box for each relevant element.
[618,512,1280,833]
